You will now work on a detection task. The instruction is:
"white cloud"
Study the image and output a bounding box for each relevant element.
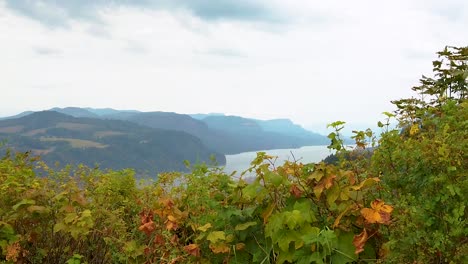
[0,0,466,133]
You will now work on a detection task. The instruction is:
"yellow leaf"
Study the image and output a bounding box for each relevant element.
[410,124,419,135]
[235,221,257,231]
[207,231,226,243]
[197,223,212,232]
[333,204,355,228]
[350,178,380,191]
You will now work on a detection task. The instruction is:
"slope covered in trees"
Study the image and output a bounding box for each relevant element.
[2,108,329,155]
[0,46,466,263]
[0,111,224,173]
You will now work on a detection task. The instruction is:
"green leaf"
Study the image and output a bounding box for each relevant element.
[12,199,35,211]
[53,223,66,233]
[235,221,257,231]
[284,210,304,229]
[301,226,321,244]
[331,231,357,263]
[293,199,316,223]
[327,184,340,206]
[267,171,283,187]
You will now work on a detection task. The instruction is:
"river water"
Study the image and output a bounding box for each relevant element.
[223,145,333,177]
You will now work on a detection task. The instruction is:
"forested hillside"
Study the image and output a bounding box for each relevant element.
[0,46,466,263]
[0,111,224,173]
[2,108,329,155]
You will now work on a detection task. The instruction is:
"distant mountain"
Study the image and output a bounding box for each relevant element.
[0,111,225,173]
[50,107,100,118]
[1,107,330,156]
[189,113,225,120]
[102,111,329,154]
[254,118,327,140]
[0,111,34,120]
[202,115,329,153]
[85,108,140,116]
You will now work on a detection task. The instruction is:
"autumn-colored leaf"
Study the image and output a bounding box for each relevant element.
[161,198,174,209]
[353,228,368,254]
[167,214,177,222]
[235,243,245,250]
[6,242,20,262]
[262,203,275,224]
[350,177,380,191]
[138,220,155,236]
[144,246,151,256]
[139,210,154,224]
[207,231,226,243]
[290,184,303,198]
[184,244,201,257]
[155,234,165,245]
[209,242,230,254]
[165,219,178,231]
[197,223,212,232]
[170,234,179,245]
[360,199,393,224]
[314,174,336,198]
[169,256,184,264]
[333,204,356,228]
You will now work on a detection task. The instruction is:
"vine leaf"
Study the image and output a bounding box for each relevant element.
[360,199,394,224]
[207,231,226,243]
[353,228,368,254]
[290,184,303,198]
[184,244,201,257]
[314,174,336,198]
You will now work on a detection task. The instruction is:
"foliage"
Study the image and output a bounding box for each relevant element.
[0,46,465,263]
[372,46,467,263]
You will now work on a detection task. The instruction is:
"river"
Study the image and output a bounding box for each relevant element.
[223,145,333,177]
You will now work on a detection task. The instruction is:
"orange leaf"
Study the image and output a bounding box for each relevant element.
[170,234,179,245]
[353,228,368,254]
[360,199,393,224]
[167,214,177,222]
[313,174,336,198]
[138,220,155,236]
[209,242,230,254]
[290,184,303,198]
[235,243,245,250]
[6,242,20,262]
[165,219,178,231]
[155,234,165,245]
[184,244,201,257]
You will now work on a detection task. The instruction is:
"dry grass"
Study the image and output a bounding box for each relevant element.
[0,126,24,133]
[94,131,126,138]
[40,137,108,149]
[23,128,48,136]
[31,148,54,155]
[56,122,94,131]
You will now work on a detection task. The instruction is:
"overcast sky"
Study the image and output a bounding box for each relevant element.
[0,0,467,134]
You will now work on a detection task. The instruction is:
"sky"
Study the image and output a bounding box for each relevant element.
[0,0,467,134]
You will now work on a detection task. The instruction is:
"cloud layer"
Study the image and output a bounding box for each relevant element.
[1,0,467,133]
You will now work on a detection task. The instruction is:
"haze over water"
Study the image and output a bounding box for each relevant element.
[224,145,333,177]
